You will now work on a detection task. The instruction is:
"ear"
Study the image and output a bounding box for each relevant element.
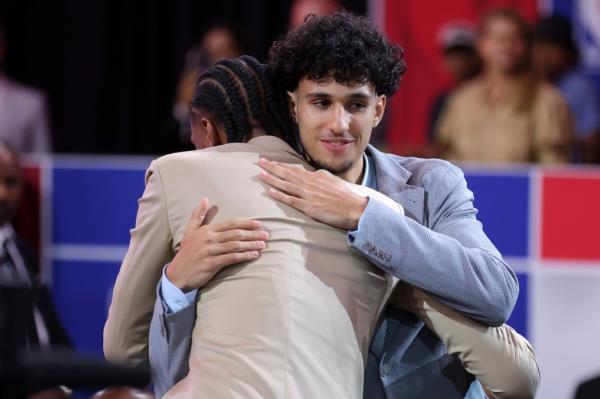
[190,116,222,149]
[373,95,387,127]
[287,91,299,124]
[202,117,227,147]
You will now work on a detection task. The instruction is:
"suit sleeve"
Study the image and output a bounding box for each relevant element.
[348,164,519,326]
[149,283,196,398]
[104,160,174,362]
[391,284,539,399]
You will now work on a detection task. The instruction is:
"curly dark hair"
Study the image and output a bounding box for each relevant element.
[268,10,406,97]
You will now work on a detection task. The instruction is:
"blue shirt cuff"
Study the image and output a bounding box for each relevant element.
[159,265,198,314]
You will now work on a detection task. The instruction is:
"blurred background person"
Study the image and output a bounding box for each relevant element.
[0,142,70,398]
[534,15,600,164]
[0,143,69,349]
[172,24,242,145]
[0,26,51,154]
[428,22,481,141]
[436,9,572,164]
[288,0,340,30]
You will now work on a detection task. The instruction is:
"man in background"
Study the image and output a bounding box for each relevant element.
[533,15,600,163]
[428,22,481,141]
[0,26,51,154]
[0,142,69,398]
[172,24,242,145]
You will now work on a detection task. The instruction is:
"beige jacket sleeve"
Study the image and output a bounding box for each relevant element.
[103,160,174,362]
[390,283,540,399]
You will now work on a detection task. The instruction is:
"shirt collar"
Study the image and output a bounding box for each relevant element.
[360,152,375,188]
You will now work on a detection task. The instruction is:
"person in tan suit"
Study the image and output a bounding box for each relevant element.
[105,56,402,398]
[104,54,538,399]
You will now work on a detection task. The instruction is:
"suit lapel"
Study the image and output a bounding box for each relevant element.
[367,146,427,225]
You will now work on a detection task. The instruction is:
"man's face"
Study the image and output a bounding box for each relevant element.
[288,78,385,183]
[0,153,23,224]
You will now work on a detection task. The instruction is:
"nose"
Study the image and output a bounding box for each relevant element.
[327,104,350,134]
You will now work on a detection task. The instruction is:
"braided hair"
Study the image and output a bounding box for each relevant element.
[191,56,295,147]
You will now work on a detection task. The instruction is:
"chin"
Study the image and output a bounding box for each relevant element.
[311,158,354,175]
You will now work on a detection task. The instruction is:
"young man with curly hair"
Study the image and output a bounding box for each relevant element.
[114,12,539,399]
[256,12,534,398]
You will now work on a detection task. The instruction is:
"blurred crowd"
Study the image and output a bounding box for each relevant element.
[1,3,599,165]
[427,11,600,165]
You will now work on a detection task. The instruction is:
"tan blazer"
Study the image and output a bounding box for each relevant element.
[104,136,401,398]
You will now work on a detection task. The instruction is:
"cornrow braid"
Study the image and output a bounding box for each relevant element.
[220,58,272,140]
[240,55,295,147]
[211,64,252,142]
[193,80,237,141]
[191,55,295,147]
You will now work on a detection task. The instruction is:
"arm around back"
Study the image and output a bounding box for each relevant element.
[104,160,174,363]
[391,283,539,399]
[348,162,519,326]
[149,284,196,399]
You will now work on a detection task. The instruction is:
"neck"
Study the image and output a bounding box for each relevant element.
[484,70,514,84]
[248,127,267,139]
[338,154,365,184]
[483,71,522,103]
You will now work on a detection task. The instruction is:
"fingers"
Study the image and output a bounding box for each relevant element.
[184,198,211,235]
[215,228,269,243]
[212,218,263,233]
[259,169,305,197]
[192,197,211,222]
[208,240,267,256]
[267,187,307,212]
[211,250,261,269]
[258,158,306,184]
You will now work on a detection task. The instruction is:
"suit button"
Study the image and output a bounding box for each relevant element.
[380,364,390,376]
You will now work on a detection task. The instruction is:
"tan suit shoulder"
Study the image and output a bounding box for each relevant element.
[104,138,306,363]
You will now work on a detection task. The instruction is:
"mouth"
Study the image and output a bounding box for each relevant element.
[319,137,354,154]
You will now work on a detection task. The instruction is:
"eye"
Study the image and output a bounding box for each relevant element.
[312,100,330,109]
[348,102,367,111]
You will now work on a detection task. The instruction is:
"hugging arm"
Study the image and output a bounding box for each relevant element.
[104,161,174,363]
[348,165,519,326]
[149,284,196,399]
[390,284,540,399]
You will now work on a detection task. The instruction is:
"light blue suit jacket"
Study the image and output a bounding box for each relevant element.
[149,145,519,398]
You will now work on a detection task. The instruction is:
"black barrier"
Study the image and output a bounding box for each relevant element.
[0,285,150,398]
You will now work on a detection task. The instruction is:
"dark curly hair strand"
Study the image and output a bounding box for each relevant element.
[268,10,407,97]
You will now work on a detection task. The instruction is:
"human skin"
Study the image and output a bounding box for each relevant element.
[258,78,385,229]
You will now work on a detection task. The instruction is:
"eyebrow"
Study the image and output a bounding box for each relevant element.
[304,92,372,100]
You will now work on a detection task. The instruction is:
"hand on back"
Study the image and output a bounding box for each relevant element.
[166,198,269,292]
